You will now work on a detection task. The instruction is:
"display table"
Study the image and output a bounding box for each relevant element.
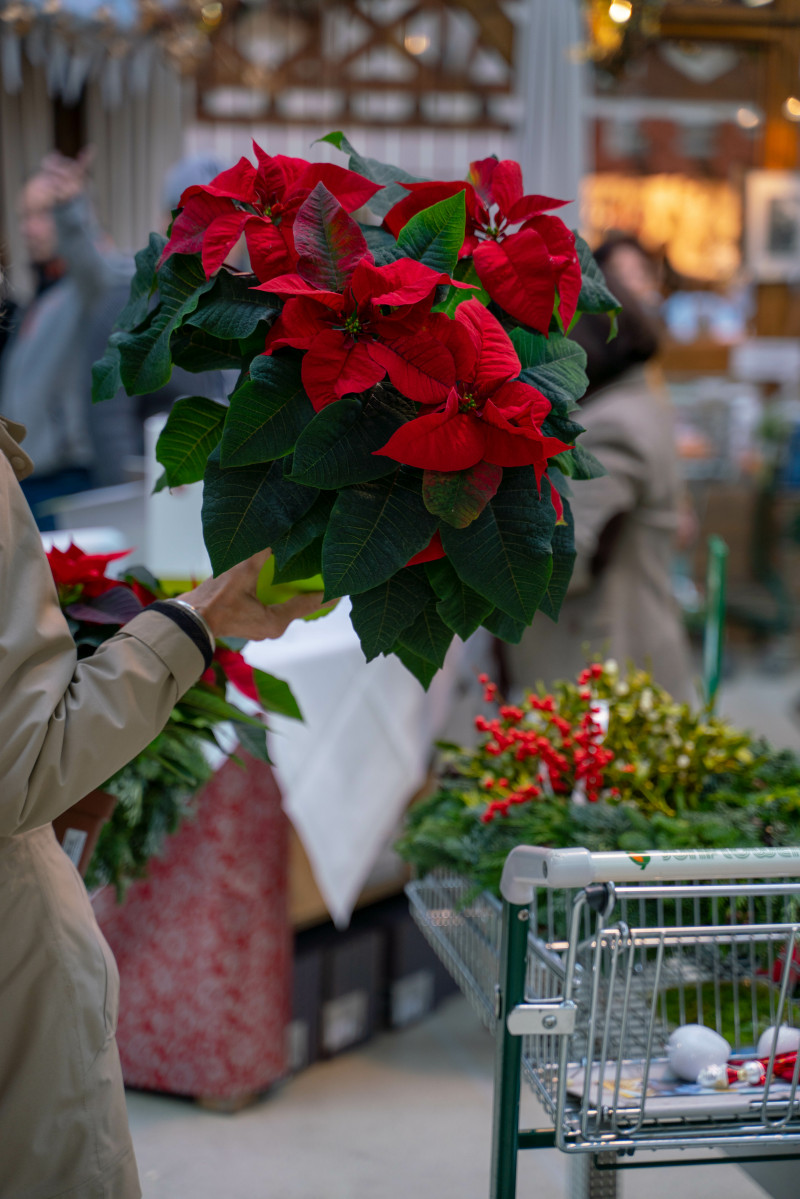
[93,750,290,1104]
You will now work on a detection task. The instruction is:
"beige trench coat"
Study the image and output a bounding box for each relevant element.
[509,368,693,702]
[0,418,207,1198]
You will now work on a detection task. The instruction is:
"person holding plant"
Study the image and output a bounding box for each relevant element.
[0,414,323,1198]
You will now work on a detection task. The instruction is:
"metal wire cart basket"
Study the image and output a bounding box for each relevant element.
[407,846,800,1198]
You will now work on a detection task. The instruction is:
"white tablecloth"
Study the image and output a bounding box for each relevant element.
[245,599,470,927]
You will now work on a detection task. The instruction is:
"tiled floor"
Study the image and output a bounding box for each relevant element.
[127,649,800,1199]
[127,995,778,1199]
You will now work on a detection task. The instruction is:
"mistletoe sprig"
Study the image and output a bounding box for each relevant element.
[397,661,800,895]
[93,135,619,687]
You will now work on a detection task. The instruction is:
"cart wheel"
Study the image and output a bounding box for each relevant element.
[567,1152,618,1199]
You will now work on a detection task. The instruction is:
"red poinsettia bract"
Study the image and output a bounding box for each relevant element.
[160,143,383,282]
[375,301,570,478]
[200,646,260,702]
[384,158,581,335]
[47,544,134,599]
[258,190,464,410]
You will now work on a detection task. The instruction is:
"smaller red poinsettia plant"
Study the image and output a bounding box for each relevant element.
[48,542,303,898]
[93,133,619,689]
[48,542,302,754]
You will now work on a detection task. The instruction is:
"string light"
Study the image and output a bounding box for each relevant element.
[404,33,429,55]
[608,0,632,22]
[783,96,800,121]
[736,107,760,130]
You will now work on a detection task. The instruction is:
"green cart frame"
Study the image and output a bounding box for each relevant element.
[408,846,800,1198]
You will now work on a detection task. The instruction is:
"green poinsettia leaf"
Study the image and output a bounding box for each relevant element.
[171,325,245,374]
[156,395,227,488]
[512,328,588,410]
[322,468,437,599]
[394,598,454,668]
[574,232,621,326]
[252,668,303,720]
[121,564,162,596]
[289,384,417,489]
[271,491,335,572]
[293,182,368,292]
[483,606,527,644]
[551,445,606,481]
[115,232,165,332]
[115,253,215,395]
[187,269,278,340]
[433,258,489,318]
[569,443,607,481]
[421,461,502,528]
[231,721,271,764]
[221,354,314,467]
[178,684,265,727]
[538,498,576,622]
[349,566,434,661]
[271,535,324,585]
[397,191,465,276]
[390,641,438,690]
[440,468,556,623]
[547,463,572,498]
[359,224,400,254]
[202,449,319,575]
[91,332,124,403]
[317,131,424,218]
[425,557,494,641]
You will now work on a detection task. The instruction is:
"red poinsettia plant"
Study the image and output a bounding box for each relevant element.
[93,134,619,687]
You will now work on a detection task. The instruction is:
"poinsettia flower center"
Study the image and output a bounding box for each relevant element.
[458,390,480,414]
[343,311,362,337]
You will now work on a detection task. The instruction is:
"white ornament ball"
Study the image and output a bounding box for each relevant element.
[756,1025,800,1059]
[667,1024,731,1082]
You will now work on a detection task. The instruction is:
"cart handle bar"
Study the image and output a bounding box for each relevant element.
[499,846,800,905]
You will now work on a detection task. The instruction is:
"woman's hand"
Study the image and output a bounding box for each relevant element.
[38,147,95,207]
[178,549,331,641]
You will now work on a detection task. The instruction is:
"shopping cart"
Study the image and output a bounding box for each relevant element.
[407,846,800,1198]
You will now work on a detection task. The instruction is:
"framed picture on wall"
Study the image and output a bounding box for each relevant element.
[746,171,800,281]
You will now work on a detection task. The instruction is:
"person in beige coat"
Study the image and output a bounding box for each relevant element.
[0,415,324,1198]
[508,239,694,703]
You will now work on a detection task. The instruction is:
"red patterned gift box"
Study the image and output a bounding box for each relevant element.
[93,750,290,1103]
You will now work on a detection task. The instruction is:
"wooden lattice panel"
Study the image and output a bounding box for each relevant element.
[197,0,516,128]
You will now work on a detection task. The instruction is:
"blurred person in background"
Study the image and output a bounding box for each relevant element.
[82,153,233,485]
[508,236,694,702]
[0,149,132,527]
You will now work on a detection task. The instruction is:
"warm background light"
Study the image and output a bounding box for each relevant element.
[608,0,633,23]
[404,34,430,55]
[736,107,761,130]
[783,95,800,121]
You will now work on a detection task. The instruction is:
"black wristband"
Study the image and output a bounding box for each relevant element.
[148,600,214,671]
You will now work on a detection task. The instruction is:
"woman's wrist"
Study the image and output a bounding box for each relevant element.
[169,598,216,652]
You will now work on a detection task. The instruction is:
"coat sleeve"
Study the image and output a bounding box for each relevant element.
[53,196,114,301]
[566,402,649,595]
[0,453,209,835]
